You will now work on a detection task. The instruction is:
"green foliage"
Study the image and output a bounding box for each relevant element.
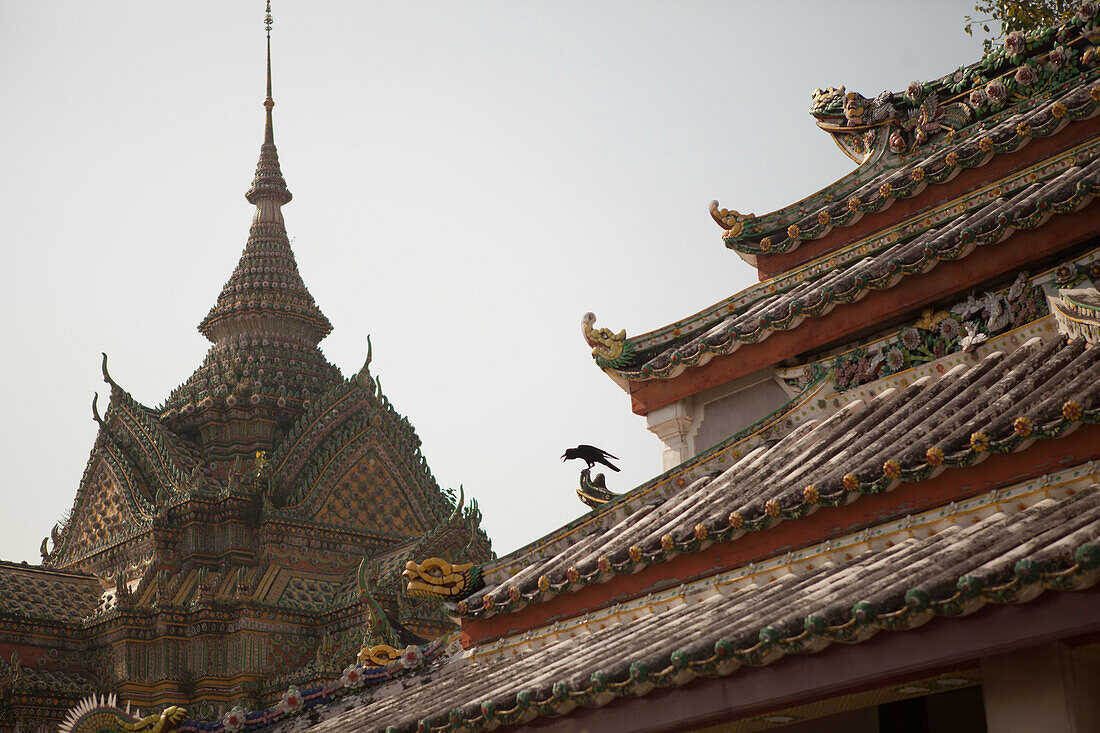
[964,0,1078,52]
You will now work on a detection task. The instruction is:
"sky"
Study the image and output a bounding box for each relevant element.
[0,1,995,564]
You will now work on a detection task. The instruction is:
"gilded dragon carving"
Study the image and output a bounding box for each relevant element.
[60,695,186,733]
[403,557,479,599]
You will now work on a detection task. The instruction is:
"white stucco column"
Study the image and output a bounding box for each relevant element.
[646,400,695,472]
[981,643,1100,733]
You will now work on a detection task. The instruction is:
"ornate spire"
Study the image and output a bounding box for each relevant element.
[198,1,332,346]
[245,0,292,217]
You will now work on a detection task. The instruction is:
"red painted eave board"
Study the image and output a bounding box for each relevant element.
[628,207,1100,416]
[754,117,1100,279]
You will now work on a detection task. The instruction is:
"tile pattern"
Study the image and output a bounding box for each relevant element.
[465,333,1099,618]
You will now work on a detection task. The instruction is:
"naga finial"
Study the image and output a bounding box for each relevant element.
[577,467,619,508]
[404,558,479,599]
[809,85,846,114]
[582,312,632,369]
[709,200,754,235]
[355,334,374,386]
[91,392,105,426]
[100,353,118,388]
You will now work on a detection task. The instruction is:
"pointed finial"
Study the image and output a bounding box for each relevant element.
[245,0,292,214]
[361,334,374,372]
[91,393,105,426]
[447,485,466,522]
[100,352,118,388]
[264,1,275,139]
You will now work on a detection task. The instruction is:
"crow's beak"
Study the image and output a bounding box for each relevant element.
[560,454,566,460]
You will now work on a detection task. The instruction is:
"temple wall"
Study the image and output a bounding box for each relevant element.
[981,643,1100,733]
[646,367,789,470]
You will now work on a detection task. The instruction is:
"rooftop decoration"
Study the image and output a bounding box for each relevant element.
[1049,285,1100,342]
[60,695,186,733]
[606,137,1100,382]
[577,468,619,509]
[581,312,634,369]
[712,7,1100,257]
[403,558,480,600]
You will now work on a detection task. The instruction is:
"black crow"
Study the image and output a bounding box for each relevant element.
[561,444,620,472]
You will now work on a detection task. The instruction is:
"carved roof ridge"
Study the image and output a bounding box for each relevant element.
[98,355,211,493]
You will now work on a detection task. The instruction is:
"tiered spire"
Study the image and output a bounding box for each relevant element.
[245,2,292,218]
[198,0,332,346]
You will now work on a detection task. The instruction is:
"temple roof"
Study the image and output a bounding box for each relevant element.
[0,561,101,623]
[462,323,1099,619]
[210,464,1100,732]
[195,214,333,347]
[714,11,1100,260]
[600,137,1099,382]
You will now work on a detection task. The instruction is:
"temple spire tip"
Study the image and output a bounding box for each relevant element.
[246,0,291,211]
[263,1,274,142]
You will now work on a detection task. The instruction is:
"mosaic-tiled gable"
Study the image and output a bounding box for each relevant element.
[1,10,491,730]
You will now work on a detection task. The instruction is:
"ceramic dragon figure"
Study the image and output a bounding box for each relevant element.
[709,200,755,235]
[60,695,187,733]
[403,557,480,599]
[582,312,635,369]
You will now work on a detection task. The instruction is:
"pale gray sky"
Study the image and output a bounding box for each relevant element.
[0,1,992,563]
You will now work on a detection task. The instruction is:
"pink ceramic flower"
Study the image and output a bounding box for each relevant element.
[280,686,303,714]
[1049,45,1067,71]
[1079,1,1097,22]
[986,79,1008,104]
[341,665,365,689]
[400,645,424,669]
[222,707,247,733]
[969,87,987,106]
[906,81,923,102]
[1004,30,1025,56]
[1014,65,1038,87]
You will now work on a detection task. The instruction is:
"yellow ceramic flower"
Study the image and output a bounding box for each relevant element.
[1063,401,1083,421]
